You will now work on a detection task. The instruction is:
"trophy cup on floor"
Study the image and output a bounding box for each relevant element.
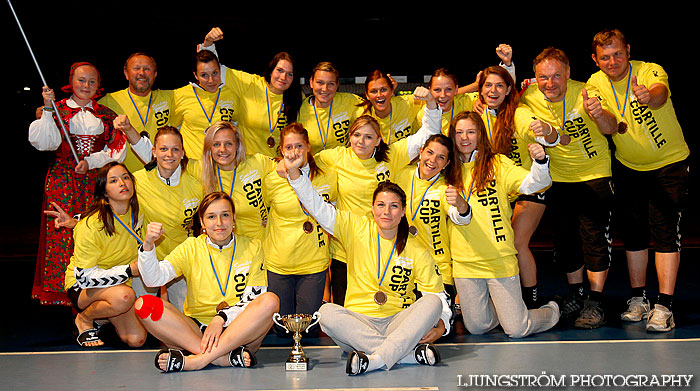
[272,312,321,371]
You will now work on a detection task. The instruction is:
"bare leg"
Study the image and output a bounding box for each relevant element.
[76,284,138,347]
[626,249,649,289]
[566,266,584,285]
[587,269,609,293]
[512,201,546,288]
[656,252,680,295]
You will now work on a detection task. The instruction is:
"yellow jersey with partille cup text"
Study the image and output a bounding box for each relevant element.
[189,154,275,241]
[587,60,689,171]
[334,210,444,318]
[298,92,364,155]
[314,140,412,263]
[262,164,338,275]
[394,166,453,285]
[164,234,266,324]
[519,79,611,182]
[99,88,175,173]
[224,68,288,157]
[450,156,531,279]
[413,93,477,136]
[482,106,539,171]
[133,167,203,259]
[366,94,422,144]
[64,209,143,290]
[171,84,239,161]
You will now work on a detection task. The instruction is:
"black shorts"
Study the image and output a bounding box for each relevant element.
[515,189,548,205]
[66,284,85,313]
[613,159,689,253]
[548,178,614,273]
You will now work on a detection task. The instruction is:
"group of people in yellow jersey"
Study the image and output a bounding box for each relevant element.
[29,26,689,375]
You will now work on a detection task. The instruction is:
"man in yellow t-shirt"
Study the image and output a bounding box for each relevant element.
[99,53,174,172]
[588,29,690,332]
[520,47,618,329]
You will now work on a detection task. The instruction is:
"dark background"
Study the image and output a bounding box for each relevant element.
[3,4,697,257]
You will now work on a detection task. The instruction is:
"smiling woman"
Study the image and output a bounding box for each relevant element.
[29,62,128,306]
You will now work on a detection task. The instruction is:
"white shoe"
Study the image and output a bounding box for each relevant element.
[646,304,675,332]
[620,296,650,322]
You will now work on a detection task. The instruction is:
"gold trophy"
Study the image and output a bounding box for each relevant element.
[272,312,321,371]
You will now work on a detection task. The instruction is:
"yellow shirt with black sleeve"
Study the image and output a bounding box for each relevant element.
[587,60,689,171]
[262,163,338,275]
[298,93,364,155]
[314,142,411,263]
[334,210,444,318]
[224,67,289,157]
[393,166,453,285]
[450,156,533,279]
[64,209,143,290]
[99,88,175,173]
[367,94,422,144]
[164,234,266,324]
[413,93,477,136]
[170,83,239,161]
[519,80,611,182]
[189,154,275,241]
[133,167,203,259]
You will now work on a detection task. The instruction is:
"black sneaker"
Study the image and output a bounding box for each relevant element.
[555,293,584,320]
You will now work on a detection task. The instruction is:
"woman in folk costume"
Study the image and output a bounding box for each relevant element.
[30,62,128,305]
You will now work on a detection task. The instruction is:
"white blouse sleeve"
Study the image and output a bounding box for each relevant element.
[28,110,62,151]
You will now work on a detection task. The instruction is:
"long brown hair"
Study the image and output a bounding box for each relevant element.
[83,162,139,236]
[276,123,323,180]
[421,134,463,191]
[448,111,496,194]
[478,66,519,157]
[264,52,302,123]
[201,121,247,194]
[372,181,409,255]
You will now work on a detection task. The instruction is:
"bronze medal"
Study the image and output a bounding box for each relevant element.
[374,291,387,305]
[408,225,418,236]
[560,134,571,146]
[617,121,628,134]
[216,301,229,312]
[267,136,276,148]
[303,221,314,234]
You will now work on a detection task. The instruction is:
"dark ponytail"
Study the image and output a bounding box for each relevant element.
[373,181,408,255]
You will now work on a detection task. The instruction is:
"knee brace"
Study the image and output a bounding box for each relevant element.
[135,294,164,321]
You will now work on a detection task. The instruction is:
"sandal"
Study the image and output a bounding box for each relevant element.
[414,343,440,366]
[76,328,102,347]
[229,345,257,368]
[154,348,185,372]
[345,350,370,375]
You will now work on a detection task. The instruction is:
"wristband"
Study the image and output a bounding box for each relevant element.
[216,310,228,324]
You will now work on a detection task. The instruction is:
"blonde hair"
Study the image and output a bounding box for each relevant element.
[201,121,246,194]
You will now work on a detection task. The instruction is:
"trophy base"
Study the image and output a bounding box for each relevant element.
[285,360,308,371]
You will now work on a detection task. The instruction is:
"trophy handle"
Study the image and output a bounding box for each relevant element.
[272,313,290,334]
[304,311,321,334]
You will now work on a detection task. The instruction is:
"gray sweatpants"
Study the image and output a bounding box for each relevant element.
[319,294,442,369]
[455,275,558,338]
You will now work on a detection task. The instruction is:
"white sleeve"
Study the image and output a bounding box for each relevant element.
[448,205,472,225]
[130,135,154,163]
[519,157,551,195]
[198,43,218,57]
[137,246,178,287]
[218,285,267,327]
[422,290,453,336]
[501,61,516,85]
[75,264,131,289]
[405,105,442,160]
[288,172,337,235]
[83,139,128,170]
[28,110,62,151]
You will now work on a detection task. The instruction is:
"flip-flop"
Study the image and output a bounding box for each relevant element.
[229,345,257,368]
[154,348,185,373]
[414,343,441,366]
[345,350,370,375]
[76,328,102,347]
